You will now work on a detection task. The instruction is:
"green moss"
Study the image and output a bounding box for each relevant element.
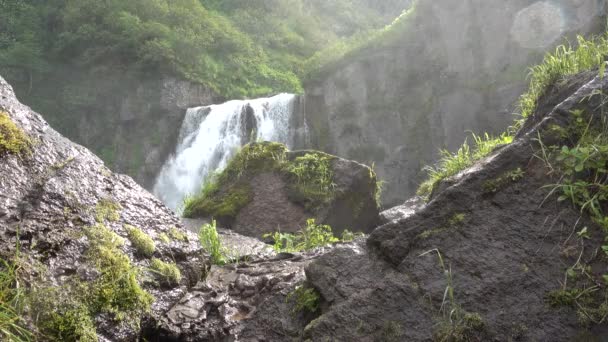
[150,258,181,285]
[184,142,345,220]
[482,168,525,194]
[288,285,320,314]
[42,304,98,342]
[418,213,466,239]
[380,321,404,342]
[125,225,156,258]
[0,111,31,157]
[85,224,153,322]
[168,227,188,242]
[0,257,34,341]
[184,184,252,220]
[94,199,121,223]
[434,312,485,342]
[159,233,171,244]
[547,289,583,307]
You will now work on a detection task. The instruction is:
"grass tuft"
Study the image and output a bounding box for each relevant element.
[288,285,320,314]
[519,35,608,119]
[0,257,33,342]
[265,218,340,253]
[418,133,513,198]
[199,220,227,265]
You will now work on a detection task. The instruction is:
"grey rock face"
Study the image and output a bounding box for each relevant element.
[297,0,607,207]
[302,72,608,341]
[0,75,206,340]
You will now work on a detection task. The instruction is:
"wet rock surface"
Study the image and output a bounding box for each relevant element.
[0,75,206,340]
[302,73,608,340]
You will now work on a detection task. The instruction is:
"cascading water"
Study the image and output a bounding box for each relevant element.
[153,93,298,211]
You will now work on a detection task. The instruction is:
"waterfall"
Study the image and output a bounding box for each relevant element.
[153,93,298,211]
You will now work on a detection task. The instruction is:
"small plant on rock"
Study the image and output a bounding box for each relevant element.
[288,285,320,315]
[265,219,340,253]
[0,111,31,158]
[125,225,156,257]
[150,258,181,285]
[199,220,227,265]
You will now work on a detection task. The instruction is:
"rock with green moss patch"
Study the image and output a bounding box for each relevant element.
[0,111,31,157]
[126,224,156,257]
[183,142,380,238]
[150,258,182,286]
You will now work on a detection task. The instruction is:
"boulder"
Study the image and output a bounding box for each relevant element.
[300,72,608,340]
[0,75,206,341]
[183,142,381,238]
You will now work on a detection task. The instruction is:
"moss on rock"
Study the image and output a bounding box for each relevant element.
[125,225,156,257]
[150,258,182,285]
[0,111,31,157]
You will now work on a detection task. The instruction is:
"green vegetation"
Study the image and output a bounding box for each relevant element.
[125,225,156,258]
[434,312,485,342]
[421,249,486,342]
[183,142,342,221]
[0,111,31,158]
[417,213,466,240]
[265,219,340,253]
[303,3,418,83]
[199,220,227,265]
[39,302,97,342]
[94,199,121,223]
[0,257,33,342]
[150,258,181,285]
[0,0,409,100]
[288,285,320,314]
[159,233,171,244]
[482,168,525,194]
[417,133,514,198]
[285,152,336,208]
[519,35,608,119]
[84,224,153,322]
[169,227,188,242]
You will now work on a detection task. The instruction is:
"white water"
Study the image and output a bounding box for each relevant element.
[154,93,297,211]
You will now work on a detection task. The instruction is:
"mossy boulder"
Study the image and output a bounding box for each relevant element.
[183,142,380,238]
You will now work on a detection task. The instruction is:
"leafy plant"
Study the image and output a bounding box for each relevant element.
[288,285,320,314]
[264,219,339,253]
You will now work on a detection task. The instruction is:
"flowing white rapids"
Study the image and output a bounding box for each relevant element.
[153,93,297,211]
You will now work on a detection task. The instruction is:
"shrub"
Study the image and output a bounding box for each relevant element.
[150,258,181,285]
[285,152,336,208]
[0,111,31,158]
[125,225,156,258]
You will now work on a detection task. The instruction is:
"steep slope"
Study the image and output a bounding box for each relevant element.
[0,75,206,340]
[298,0,606,206]
[300,71,608,340]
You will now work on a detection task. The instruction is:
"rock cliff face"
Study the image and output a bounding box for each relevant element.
[0,74,207,340]
[7,69,219,190]
[299,71,608,341]
[298,0,607,206]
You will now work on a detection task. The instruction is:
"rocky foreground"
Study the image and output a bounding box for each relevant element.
[3,67,608,341]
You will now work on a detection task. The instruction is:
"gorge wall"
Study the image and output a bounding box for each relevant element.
[297,0,607,206]
[7,69,220,189]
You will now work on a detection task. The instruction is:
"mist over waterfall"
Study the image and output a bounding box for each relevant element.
[153,94,299,211]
